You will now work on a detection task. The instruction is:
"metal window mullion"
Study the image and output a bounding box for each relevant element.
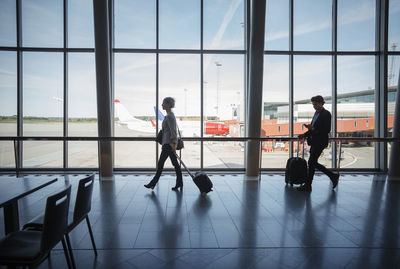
[244,0,250,165]
[331,0,338,169]
[200,0,204,169]
[289,0,294,158]
[16,0,23,171]
[156,0,159,168]
[109,0,115,168]
[375,0,388,171]
[63,0,68,169]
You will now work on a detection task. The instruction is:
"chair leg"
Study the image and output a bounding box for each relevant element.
[61,238,73,269]
[86,216,98,256]
[65,233,77,269]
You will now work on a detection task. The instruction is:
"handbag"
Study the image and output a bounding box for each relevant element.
[156,130,163,145]
[176,125,184,150]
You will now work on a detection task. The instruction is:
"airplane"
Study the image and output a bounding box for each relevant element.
[114,99,230,137]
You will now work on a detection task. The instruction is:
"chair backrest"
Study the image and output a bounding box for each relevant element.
[41,185,71,253]
[73,174,95,223]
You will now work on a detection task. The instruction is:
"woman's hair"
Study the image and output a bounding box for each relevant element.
[163,97,175,108]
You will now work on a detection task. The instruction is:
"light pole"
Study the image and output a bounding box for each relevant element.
[215,61,222,118]
[184,88,188,117]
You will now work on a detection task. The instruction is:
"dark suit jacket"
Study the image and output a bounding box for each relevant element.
[304,108,331,148]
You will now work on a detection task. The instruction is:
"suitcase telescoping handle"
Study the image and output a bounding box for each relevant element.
[337,140,342,172]
[174,152,195,179]
[297,137,306,158]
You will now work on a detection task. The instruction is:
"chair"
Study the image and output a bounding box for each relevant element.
[0,185,72,269]
[24,174,97,269]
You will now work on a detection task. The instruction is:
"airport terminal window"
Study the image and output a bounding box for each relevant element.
[262,55,289,168]
[265,0,289,51]
[0,52,17,168]
[0,0,396,171]
[0,0,16,47]
[22,0,63,48]
[159,0,200,49]
[114,0,156,49]
[294,0,332,51]
[68,0,94,48]
[337,0,376,51]
[388,0,400,52]
[204,0,245,50]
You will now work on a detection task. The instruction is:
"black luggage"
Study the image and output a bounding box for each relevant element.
[175,153,213,195]
[285,138,308,186]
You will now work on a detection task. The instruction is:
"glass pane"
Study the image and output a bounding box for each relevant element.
[114,0,156,49]
[337,56,375,168]
[68,142,98,168]
[0,0,16,46]
[0,142,15,168]
[204,54,243,135]
[68,0,94,48]
[23,141,63,168]
[68,53,97,136]
[159,54,200,167]
[265,0,289,50]
[23,52,63,136]
[0,51,17,136]
[159,0,200,49]
[114,53,156,137]
[338,0,376,51]
[115,141,156,168]
[262,55,289,168]
[204,141,244,169]
[389,0,400,51]
[204,0,244,50]
[161,142,200,169]
[22,0,63,47]
[159,54,201,137]
[387,55,399,164]
[294,0,331,51]
[294,56,332,168]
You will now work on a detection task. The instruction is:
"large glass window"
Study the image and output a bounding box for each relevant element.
[159,0,200,49]
[0,0,16,46]
[68,53,98,168]
[262,55,289,168]
[159,54,201,168]
[338,0,376,51]
[114,53,156,168]
[294,56,332,168]
[114,0,156,49]
[388,55,399,164]
[294,0,332,51]
[265,0,289,51]
[389,0,400,52]
[22,0,63,47]
[23,52,63,136]
[337,56,375,169]
[204,0,245,50]
[0,52,17,136]
[68,0,94,48]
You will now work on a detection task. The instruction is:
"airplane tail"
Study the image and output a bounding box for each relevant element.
[114,99,135,123]
[154,106,165,121]
[150,118,156,127]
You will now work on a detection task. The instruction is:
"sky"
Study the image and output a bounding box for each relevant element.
[0,0,399,119]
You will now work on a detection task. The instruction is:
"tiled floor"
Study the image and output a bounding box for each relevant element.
[0,173,399,268]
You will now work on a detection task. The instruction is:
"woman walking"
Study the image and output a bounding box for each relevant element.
[145,97,183,191]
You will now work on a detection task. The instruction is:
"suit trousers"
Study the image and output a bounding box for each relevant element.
[306,144,334,186]
[151,144,183,186]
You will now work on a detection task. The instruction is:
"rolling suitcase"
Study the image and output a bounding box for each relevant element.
[175,153,213,195]
[285,138,308,186]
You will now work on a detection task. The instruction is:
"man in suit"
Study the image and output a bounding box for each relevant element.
[298,95,339,192]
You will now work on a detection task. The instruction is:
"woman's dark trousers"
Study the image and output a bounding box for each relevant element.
[151,144,183,186]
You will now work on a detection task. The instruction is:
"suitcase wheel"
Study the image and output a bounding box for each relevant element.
[290,183,293,187]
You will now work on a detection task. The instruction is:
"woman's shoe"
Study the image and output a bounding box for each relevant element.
[144,183,155,190]
[171,185,183,191]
